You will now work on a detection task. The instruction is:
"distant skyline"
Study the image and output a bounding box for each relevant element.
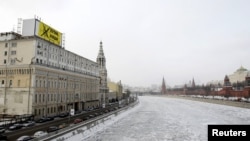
[1,0,250,87]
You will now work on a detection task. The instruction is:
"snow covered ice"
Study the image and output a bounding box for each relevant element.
[71,96,250,141]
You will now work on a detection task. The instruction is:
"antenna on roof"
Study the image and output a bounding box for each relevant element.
[34,14,42,21]
[12,25,16,32]
[62,33,66,49]
[17,18,23,34]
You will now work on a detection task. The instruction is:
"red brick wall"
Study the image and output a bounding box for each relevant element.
[167,86,250,98]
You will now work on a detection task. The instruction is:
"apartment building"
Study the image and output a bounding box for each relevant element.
[0,18,102,118]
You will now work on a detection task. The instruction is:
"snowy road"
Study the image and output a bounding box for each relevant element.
[83,96,250,141]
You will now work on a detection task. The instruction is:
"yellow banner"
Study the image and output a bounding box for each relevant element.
[38,22,62,46]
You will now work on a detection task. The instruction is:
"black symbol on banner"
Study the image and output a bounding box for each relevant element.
[40,24,50,38]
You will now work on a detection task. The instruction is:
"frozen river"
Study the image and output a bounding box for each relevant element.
[80,96,250,141]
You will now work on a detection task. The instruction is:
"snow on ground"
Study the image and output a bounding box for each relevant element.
[72,96,250,141]
[188,95,250,102]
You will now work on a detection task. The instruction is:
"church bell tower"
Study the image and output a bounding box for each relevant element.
[161,77,167,94]
[97,41,109,106]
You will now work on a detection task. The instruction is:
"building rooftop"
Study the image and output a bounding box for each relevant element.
[236,66,248,72]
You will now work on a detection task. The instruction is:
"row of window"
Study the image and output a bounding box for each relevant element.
[3,42,17,64]
[0,68,98,89]
[34,92,97,105]
[37,41,77,60]
[0,69,32,75]
[34,107,64,117]
[34,57,98,76]
[0,79,98,89]
[4,50,16,56]
[36,41,99,74]
[34,93,84,103]
[4,42,17,47]
[3,50,17,64]
[1,79,21,87]
[2,42,98,77]
[36,55,98,71]
[35,78,98,90]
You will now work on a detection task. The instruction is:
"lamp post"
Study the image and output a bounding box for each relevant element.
[46,71,49,117]
[68,105,71,124]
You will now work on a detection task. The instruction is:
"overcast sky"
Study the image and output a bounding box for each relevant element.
[1,0,250,87]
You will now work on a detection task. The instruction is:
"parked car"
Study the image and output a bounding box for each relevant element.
[33,131,48,138]
[0,126,5,134]
[94,113,99,116]
[87,107,94,111]
[46,116,54,121]
[109,108,115,111]
[47,126,59,133]
[118,105,124,108]
[58,123,67,129]
[81,110,87,114]
[9,124,23,130]
[74,110,82,115]
[58,112,69,118]
[36,117,48,123]
[82,116,90,121]
[16,135,33,141]
[88,114,95,118]
[22,121,35,127]
[74,118,83,124]
[36,116,54,123]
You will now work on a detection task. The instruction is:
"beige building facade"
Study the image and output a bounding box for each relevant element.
[207,66,250,86]
[228,66,249,84]
[108,80,123,101]
[0,28,100,118]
